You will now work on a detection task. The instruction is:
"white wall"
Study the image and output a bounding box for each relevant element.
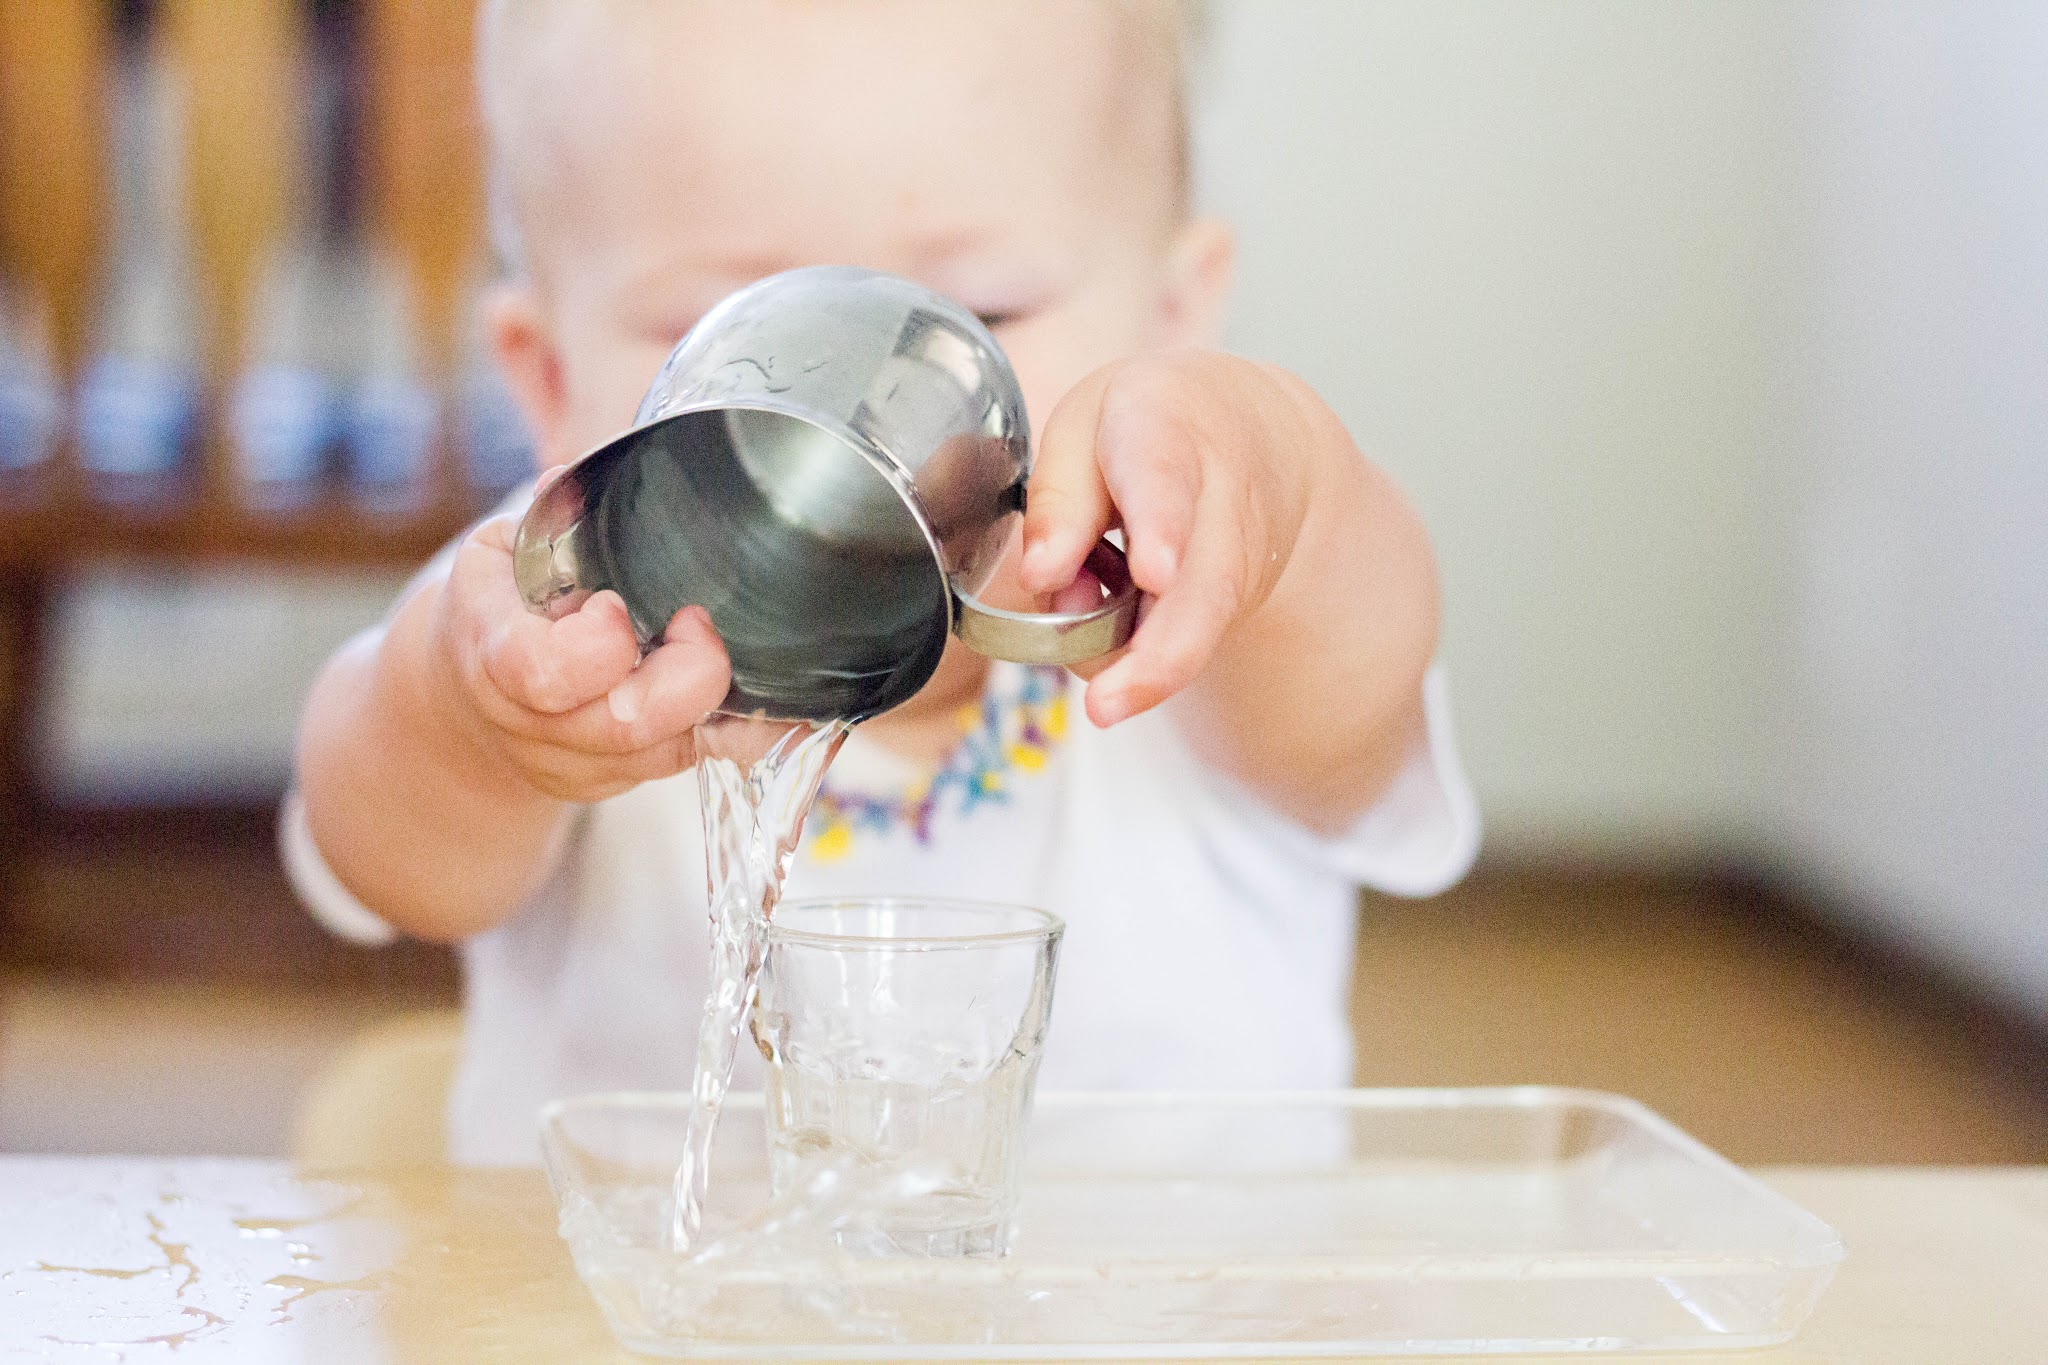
[1197,0,1797,855]
[1778,0,2048,1016]
[1195,0,2047,1014]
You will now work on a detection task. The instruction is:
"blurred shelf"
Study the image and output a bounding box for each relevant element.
[0,448,499,572]
[0,0,499,960]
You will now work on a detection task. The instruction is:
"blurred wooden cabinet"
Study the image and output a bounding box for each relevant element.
[0,1,499,921]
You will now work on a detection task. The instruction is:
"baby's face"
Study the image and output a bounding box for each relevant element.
[498,0,1228,473]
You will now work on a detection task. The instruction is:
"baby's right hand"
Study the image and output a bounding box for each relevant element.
[426,513,733,804]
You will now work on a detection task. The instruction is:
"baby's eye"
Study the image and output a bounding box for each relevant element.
[975,311,1019,331]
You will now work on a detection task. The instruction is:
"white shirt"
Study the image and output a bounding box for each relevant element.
[284,662,1478,1166]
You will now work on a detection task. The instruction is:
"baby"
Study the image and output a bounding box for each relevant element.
[289,0,1478,1163]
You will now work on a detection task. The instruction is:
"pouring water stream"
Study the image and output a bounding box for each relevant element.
[670,712,851,1252]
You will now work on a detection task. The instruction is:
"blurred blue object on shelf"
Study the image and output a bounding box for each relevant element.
[76,352,201,500]
[341,249,439,516]
[0,282,62,475]
[230,240,346,513]
[229,363,340,511]
[346,372,438,515]
[77,5,204,503]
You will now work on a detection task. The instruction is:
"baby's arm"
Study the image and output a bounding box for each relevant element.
[294,513,732,942]
[1022,354,1438,835]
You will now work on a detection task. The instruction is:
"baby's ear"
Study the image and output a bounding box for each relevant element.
[1155,216,1235,349]
[481,282,573,469]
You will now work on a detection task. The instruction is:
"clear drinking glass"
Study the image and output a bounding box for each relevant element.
[750,898,1062,1258]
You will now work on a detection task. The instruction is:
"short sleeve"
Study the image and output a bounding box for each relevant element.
[1316,663,1481,896]
[1190,663,1480,898]
[279,789,399,946]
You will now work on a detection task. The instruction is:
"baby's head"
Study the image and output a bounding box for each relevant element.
[475,0,1233,466]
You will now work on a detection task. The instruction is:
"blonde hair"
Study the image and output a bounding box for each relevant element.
[475,0,1207,276]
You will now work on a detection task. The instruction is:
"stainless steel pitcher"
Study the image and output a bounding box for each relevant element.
[513,266,1137,721]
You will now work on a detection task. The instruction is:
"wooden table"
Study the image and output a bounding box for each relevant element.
[1,1159,2043,1362]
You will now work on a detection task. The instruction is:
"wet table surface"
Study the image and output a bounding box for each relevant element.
[1,1158,2044,1362]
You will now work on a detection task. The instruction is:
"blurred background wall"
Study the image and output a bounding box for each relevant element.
[34,0,2048,1023]
[1778,1,2048,1019]
[1199,0,2046,1021]
[1200,0,1796,861]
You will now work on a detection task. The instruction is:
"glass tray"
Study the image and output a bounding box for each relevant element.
[540,1088,1844,1359]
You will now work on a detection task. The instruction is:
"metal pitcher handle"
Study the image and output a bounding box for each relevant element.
[952,539,1139,666]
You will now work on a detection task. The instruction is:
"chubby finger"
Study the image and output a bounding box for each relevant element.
[604,605,732,730]
[477,609,729,769]
[1083,489,1245,726]
[1051,566,1126,685]
[1021,370,1115,595]
[479,586,642,716]
[1095,381,1201,596]
[489,605,731,757]
[452,517,642,715]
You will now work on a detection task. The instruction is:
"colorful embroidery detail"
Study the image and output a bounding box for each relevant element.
[804,665,1069,860]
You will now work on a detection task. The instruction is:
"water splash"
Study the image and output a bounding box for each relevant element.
[670,712,851,1252]
[31,1261,153,1281]
[265,1270,392,1326]
[144,1211,199,1298]
[230,1191,365,1239]
[40,1304,229,1353]
[684,1146,958,1268]
[32,1210,201,1295]
[573,1153,969,1349]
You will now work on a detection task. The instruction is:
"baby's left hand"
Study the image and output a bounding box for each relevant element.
[1020,351,1327,727]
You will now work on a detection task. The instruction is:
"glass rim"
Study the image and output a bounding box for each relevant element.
[768,896,1063,951]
